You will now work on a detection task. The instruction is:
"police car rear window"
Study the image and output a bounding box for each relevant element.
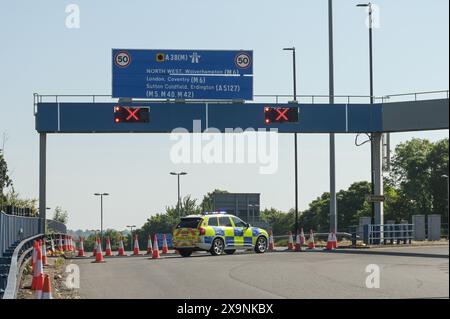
[176,218,202,229]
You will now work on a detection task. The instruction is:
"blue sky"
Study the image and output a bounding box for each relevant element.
[0,0,448,230]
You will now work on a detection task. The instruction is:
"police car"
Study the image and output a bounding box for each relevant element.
[172,212,269,257]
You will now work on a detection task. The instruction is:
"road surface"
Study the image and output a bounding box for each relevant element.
[71,245,449,299]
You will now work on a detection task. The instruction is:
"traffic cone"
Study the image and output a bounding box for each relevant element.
[50,238,56,256]
[162,234,169,254]
[92,238,98,257]
[295,233,302,252]
[268,230,275,251]
[307,230,316,249]
[41,274,52,299]
[105,237,112,256]
[287,231,294,250]
[58,235,63,252]
[152,234,160,259]
[32,240,38,269]
[117,237,126,256]
[77,237,85,257]
[133,235,140,255]
[300,228,306,246]
[93,239,105,263]
[325,232,334,250]
[31,246,44,299]
[41,239,49,266]
[332,231,338,249]
[146,235,153,255]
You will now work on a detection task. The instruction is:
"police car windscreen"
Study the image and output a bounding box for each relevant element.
[176,217,202,229]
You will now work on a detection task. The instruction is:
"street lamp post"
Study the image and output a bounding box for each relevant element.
[94,193,109,245]
[357,2,378,226]
[328,0,337,234]
[126,225,136,251]
[170,172,187,219]
[283,47,299,238]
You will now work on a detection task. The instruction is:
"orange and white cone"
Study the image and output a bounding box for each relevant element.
[31,245,44,299]
[287,231,294,250]
[146,235,153,255]
[63,236,68,252]
[32,240,38,269]
[77,237,85,257]
[307,230,316,249]
[152,234,160,259]
[268,230,275,251]
[117,237,126,256]
[162,234,169,254]
[50,238,56,256]
[325,232,334,250]
[92,238,98,257]
[300,228,306,246]
[105,237,112,256]
[94,239,105,263]
[58,235,63,252]
[332,232,338,249]
[133,235,140,255]
[295,233,302,252]
[41,274,52,299]
[41,239,49,266]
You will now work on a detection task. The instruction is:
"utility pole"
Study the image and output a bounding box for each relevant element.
[328,0,337,233]
[357,2,384,242]
[283,47,299,239]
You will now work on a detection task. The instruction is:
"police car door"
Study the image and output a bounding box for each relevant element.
[218,216,235,249]
[232,216,251,248]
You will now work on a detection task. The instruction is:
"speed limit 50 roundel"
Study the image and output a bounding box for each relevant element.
[114,51,131,68]
[235,52,252,69]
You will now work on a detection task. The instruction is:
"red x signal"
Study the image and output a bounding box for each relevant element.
[264,106,299,124]
[275,108,289,121]
[114,106,150,123]
[125,107,140,120]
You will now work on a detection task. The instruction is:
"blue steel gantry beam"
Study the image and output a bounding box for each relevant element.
[35,99,448,134]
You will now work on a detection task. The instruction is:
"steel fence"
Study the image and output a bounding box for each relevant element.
[0,212,39,257]
[362,224,415,245]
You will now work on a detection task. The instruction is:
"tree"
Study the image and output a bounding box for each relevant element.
[0,152,12,206]
[261,207,294,235]
[388,138,448,221]
[52,206,69,225]
[181,195,201,217]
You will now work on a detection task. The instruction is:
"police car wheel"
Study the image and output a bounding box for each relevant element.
[255,236,267,253]
[224,249,236,255]
[179,250,193,257]
[210,238,225,256]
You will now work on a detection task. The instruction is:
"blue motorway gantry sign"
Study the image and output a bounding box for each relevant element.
[112,49,253,100]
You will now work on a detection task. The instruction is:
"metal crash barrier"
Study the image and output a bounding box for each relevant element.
[363,224,414,245]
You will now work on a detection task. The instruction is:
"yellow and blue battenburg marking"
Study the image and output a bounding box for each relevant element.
[203,226,263,247]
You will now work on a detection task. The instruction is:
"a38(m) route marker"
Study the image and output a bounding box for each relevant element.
[112,49,253,100]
